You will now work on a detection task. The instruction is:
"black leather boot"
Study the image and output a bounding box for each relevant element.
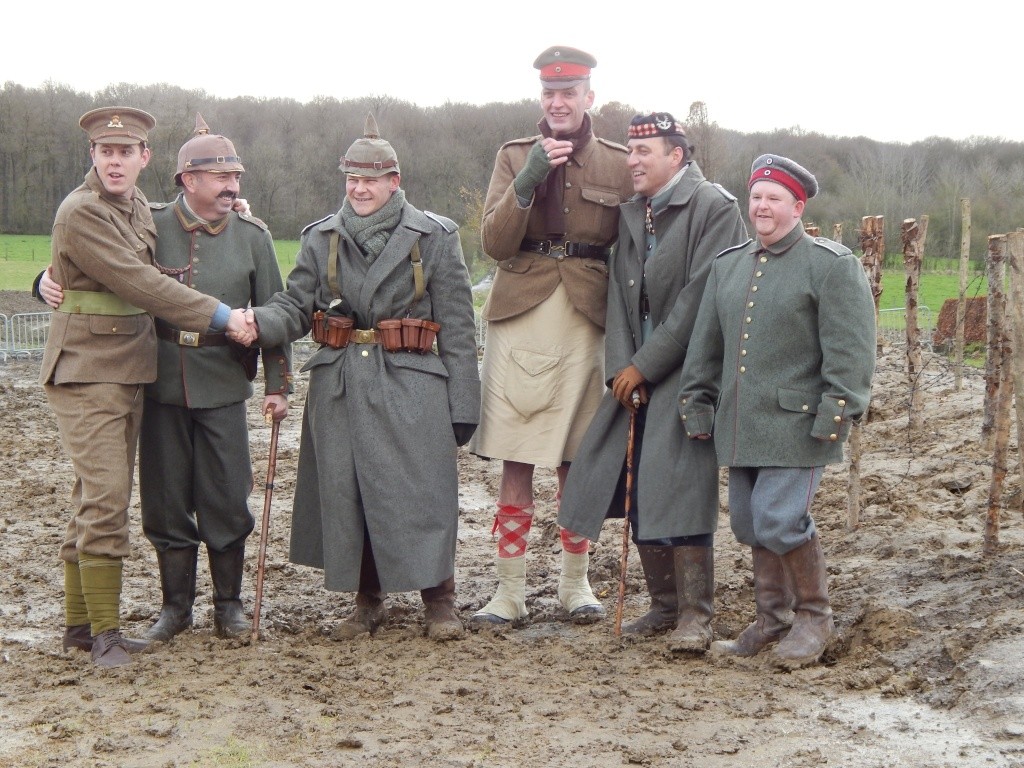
[622,545,677,636]
[209,546,249,638]
[144,547,198,643]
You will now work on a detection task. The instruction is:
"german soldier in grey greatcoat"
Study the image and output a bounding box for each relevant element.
[245,115,480,641]
[679,154,876,669]
[39,107,254,667]
[469,46,633,627]
[559,113,747,651]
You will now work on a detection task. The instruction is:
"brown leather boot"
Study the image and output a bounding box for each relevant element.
[334,539,387,639]
[773,534,834,670]
[209,546,249,638]
[144,547,198,643]
[64,624,148,654]
[667,545,714,653]
[711,546,793,657]
[622,545,677,636]
[421,576,464,641]
[90,629,132,668]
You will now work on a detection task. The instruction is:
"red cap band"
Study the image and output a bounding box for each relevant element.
[749,168,807,203]
[539,62,591,80]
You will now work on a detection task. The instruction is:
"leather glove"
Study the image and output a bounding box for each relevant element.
[512,142,553,198]
[453,423,477,447]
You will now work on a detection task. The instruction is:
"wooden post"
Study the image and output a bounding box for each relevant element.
[833,223,843,244]
[1005,231,1024,485]
[858,215,885,353]
[981,235,1006,452]
[985,274,1013,556]
[901,217,928,431]
[955,199,971,391]
[847,423,863,530]
[805,223,821,237]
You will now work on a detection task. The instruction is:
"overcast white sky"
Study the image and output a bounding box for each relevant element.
[3,1,1017,144]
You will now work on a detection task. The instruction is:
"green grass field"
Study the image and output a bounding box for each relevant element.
[0,233,986,321]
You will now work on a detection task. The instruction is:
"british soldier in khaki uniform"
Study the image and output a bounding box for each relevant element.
[679,154,876,669]
[40,107,253,667]
[469,46,633,627]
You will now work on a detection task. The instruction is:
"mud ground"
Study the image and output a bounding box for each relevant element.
[1,290,1022,768]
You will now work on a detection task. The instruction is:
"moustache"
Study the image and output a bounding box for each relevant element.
[217,191,237,201]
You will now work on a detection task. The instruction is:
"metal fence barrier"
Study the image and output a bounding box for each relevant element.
[2,311,51,361]
[878,305,933,346]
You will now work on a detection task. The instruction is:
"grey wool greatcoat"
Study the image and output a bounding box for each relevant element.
[251,202,480,593]
[558,163,748,542]
[678,223,876,467]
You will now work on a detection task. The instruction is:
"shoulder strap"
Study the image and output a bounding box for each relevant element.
[328,232,341,299]
[410,239,424,304]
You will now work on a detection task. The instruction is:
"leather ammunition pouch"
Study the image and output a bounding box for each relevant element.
[311,311,354,349]
[311,312,439,353]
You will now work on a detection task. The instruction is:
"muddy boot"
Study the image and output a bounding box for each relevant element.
[144,547,198,643]
[471,504,533,626]
[711,547,793,657]
[772,534,834,670]
[63,624,148,654]
[667,545,714,653]
[209,546,249,638]
[622,545,677,636]
[334,540,387,639]
[90,629,132,668]
[557,547,606,624]
[421,576,464,641]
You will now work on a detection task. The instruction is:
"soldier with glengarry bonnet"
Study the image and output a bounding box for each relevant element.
[469,46,634,628]
[678,153,876,669]
[38,106,254,668]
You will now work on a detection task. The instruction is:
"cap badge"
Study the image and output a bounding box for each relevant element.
[107,116,125,129]
[655,115,673,131]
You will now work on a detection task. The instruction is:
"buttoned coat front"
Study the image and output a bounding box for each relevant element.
[252,202,480,593]
[558,163,747,541]
[480,133,632,329]
[678,224,876,467]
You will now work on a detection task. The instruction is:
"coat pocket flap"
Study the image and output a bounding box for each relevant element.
[778,388,819,415]
[510,347,560,377]
[580,187,622,208]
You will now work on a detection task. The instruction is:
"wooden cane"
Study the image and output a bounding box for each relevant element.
[252,409,280,642]
[614,390,641,637]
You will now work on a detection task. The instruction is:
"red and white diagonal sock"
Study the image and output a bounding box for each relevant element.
[492,504,534,558]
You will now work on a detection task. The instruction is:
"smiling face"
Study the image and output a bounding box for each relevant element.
[89,142,151,198]
[182,171,242,221]
[345,172,400,216]
[626,137,684,198]
[748,179,805,246]
[540,82,594,137]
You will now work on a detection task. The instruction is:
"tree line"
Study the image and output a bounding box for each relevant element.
[3,80,1023,276]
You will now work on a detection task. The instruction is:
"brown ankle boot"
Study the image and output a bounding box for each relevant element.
[772,535,834,670]
[334,591,386,639]
[421,576,464,641]
[90,629,132,668]
[667,545,714,653]
[711,546,792,657]
[64,624,148,654]
[622,545,677,636]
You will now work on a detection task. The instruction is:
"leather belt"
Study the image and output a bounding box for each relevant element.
[351,328,381,344]
[155,319,229,347]
[519,239,612,262]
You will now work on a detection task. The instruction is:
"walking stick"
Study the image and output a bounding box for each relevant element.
[614,390,641,637]
[252,409,280,642]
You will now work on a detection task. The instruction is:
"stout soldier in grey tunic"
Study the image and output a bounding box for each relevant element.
[248,116,479,641]
[679,154,875,669]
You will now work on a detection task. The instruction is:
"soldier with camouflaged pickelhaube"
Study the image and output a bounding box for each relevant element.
[469,46,634,630]
[37,106,255,668]
[245,113,480,642]
[559,112,747,653]
[679,153,876,669]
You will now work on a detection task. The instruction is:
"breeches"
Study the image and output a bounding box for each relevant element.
[727,466,823,554]
[46,381,143,562]
[139,398,254,552]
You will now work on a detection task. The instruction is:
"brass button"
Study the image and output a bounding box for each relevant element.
[748,301,755,308]
[756,271,763,277]
[802,405,809,411]
[628,279,635,287]
[681,397,687,404]
[361,350,369,357]
[834,416,842,423]
[751,286,758,292]
[681,415,687,421]
[739,366,746,373]
[743,333,749,340]
[829,433,838,441]
[760,256,768,263]
[745,317,752,323]
[111,325,118,332]
[837,399,846,407]
[741,349,747,356]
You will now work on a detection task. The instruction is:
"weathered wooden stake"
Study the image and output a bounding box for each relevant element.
[901,216,927,431]
[858,216,885,353]
[954,199,971,391]
[982,235,1006,452]
[1005,231,1024,489]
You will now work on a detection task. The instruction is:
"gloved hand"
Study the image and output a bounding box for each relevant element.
[453,423,477,447]
[512,142,553,199]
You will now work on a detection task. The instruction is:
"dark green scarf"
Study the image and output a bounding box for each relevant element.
[340,188,406,263]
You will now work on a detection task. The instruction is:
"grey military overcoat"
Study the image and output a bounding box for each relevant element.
[252,202,480,592]
[558,163,747,541]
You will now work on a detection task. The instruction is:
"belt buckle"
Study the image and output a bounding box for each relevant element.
[549,240,568,261]
[352,329,376,344]
[177,330,200,347]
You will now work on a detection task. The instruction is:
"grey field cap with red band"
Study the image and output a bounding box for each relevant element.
[174,113,244,186]
[748,153,818,202]
[339,113,400,178]
[79,106,156,145]
[534,45,596,90]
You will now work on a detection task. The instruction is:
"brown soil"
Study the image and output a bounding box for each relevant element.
[1,290,1023,768]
